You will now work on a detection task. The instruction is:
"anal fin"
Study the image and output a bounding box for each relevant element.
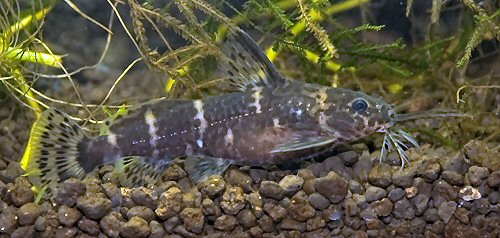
[114,156,171,187]
[184,156,231,183]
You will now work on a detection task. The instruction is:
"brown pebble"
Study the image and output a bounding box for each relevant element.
[437,201,457,223]
[467,166,490,187]
[54,178,85,207]
[279,175,304,193]
[34,216,47,231]
[244,192,263,218]
[365,186,387,202]
[214,214,236,231]
[297,169,316,180]
[367,164,392,187]
[17,203,41,226]
[306,216,326,231]
[127,206,155,223]
[393,198,415,220]
[201,198,221,217]
[263,201,286,222]
[487,170,500,188]
[220,186,245,215]
[155,187,182,220]
[201,175,225,197]
[163,216,180,233]
[288,191,316,221]
[76,195,111,220]
[236,209,257,229]
[259,181,285,200]
[131,187,157,208]
[315,172,348,204]
[392,169,415,188]
[0,206,18,233]
[163,164,187,181]
[8,177,34,206]
[249,226,263,237]
[179,208,204,234]
[421,163,440,182]
[57,205,82,227]
[280,217,306,232]
[442,170,465,185]
[302,179,317,195]
[120,216,150,238]
[454,207,469,224]
[225,169,253,192]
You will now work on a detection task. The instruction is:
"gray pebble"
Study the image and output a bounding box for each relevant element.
[259,181,285,200]
[34,216,47,231]
[315,172,348,204]
[201,198,220,217]
[100,213,121,238]
[437,201,457,223]
[11,225,35,238]
[348,180,364,195]
[149,220,165,238]
[55,178,86,207]
[365,186,387,202]
[17,203,41,226]
[472,197,491,214]
[487,170,500,188]
[179,208,204,234]
[131,187,157,208]
[487,191,499,204]
[258,215,275,232]
[120,216,150,238]
[424,208,440,223]
[392,169,415,188]
[248,169,268,184]
[308,193,330,210]
[467,166,490,186]
[214,214,236,231]
[263,201,286,222]
[343,198,359,217]
[338,151,359,166]
[76,195,111,219]
[101,183,122,207]
[0,208,18,233]
[279,175,304,193]
[441,170,464,185]
[411,194,429,216]
[439,152,469,174]
[388,187,405,202]
[127,206,155,223]
[323,156,353,180]
[236,209,257,229]
[163,216,180,233]
[78,217,99,236]
[163,164,187,181]
[57,205,82,227]
[393,198,415,220]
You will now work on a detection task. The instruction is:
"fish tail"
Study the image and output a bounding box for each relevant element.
[21,108,87,197]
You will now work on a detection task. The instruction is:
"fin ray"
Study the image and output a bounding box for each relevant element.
[216,28,284,91]
[184,156,231,183]
[114,156,172,187]
[270,133,337,153]
[21,108,88,197]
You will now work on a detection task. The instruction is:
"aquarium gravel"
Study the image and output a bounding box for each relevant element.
[0,119,499,237]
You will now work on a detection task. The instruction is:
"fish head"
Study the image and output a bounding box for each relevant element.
[320,89,395,140]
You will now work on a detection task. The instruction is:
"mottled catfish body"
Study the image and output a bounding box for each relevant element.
[21,28,395,195]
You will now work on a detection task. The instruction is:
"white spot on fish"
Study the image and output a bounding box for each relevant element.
[108,133,117,146]
[193,100,207,136]
[145,109,159,151]
[249,86,263,113]
[197,139,204,148]
[224,128,234,146]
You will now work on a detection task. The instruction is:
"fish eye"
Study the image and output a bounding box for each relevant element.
[351,98,368,112]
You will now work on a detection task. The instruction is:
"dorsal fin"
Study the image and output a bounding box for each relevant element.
[216,28,284,91]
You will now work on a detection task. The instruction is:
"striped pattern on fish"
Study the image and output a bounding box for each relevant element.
[20,28,396,196]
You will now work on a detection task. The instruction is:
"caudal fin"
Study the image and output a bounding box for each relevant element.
[21,108,88,197]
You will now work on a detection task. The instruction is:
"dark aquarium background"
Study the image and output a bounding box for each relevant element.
[0,0,498,237]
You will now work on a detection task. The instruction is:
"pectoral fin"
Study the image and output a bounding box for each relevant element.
[270,134,337,153]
